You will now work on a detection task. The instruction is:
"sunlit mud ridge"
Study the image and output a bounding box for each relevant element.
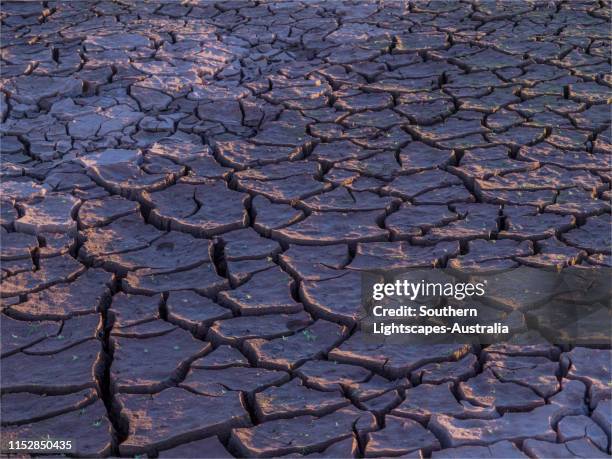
[1,1,611,457]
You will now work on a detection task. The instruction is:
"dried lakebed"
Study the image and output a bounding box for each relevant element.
[1,1,611,458]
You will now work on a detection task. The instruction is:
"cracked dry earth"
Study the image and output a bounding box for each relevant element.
[1,1,611,458]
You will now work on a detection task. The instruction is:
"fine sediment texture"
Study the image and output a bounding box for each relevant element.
[1,1,611,458]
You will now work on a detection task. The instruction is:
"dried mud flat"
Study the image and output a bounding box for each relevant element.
[1,1,611,458]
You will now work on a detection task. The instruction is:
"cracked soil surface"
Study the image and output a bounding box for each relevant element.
[1,1,611,458]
